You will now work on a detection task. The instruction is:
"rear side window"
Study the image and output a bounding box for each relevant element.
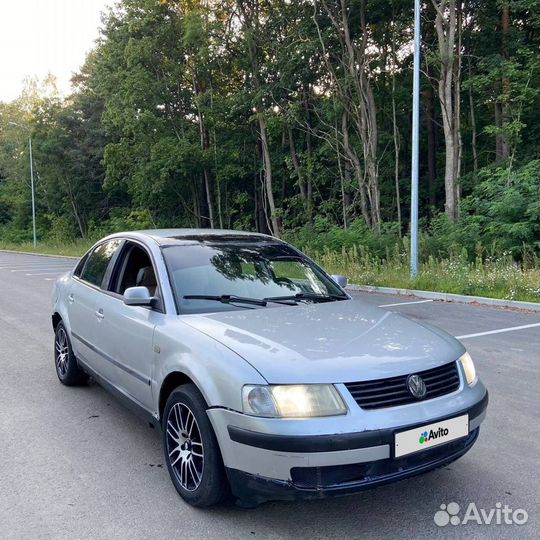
[80,240,122,288]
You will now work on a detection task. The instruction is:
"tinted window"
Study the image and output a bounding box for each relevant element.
[73,253,88,277]
[80,240,122,288]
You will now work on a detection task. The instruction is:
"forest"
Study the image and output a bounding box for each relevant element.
[0,0,538,300]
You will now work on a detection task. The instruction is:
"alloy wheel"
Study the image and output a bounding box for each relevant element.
[166,402,204,491]
[55,327,69,377]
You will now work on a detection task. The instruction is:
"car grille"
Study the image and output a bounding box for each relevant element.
[345,361,460,410]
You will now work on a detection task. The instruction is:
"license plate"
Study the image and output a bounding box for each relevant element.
[394,414,469,458]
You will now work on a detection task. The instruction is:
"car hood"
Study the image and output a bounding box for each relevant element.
[181,299,465,384]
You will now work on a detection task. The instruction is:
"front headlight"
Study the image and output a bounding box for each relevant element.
[459,352,477,385]
[242,384,347,418]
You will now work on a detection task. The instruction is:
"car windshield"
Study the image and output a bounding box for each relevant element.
[162,241,347,314]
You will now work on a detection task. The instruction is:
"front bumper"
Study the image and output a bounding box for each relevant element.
[207,384,488,505]
[228,427,480,506]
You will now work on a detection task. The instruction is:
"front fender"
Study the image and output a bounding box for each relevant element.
[153,318,267,416]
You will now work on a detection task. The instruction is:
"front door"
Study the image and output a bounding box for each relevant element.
[94,242,162,412]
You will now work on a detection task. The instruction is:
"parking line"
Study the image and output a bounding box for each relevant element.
[378,299,434,308]
[457,323,540,340]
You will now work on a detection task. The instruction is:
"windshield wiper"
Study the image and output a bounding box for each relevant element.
[183,294,267,307]
[183,294,299,307]
[264,292,347,303]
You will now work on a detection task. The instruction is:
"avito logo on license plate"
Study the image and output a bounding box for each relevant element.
[395,415,469,457]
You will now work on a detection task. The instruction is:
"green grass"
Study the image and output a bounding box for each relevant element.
[307,246,540,303]
[0,239,93,258]
[1,240,538,303]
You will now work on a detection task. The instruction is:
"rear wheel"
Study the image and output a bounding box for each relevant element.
[54,321,88,386]
[163,384,229,507]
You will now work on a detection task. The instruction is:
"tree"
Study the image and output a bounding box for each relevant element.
[431,0,462,221]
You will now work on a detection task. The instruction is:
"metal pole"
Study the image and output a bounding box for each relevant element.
[410,0,421,279]
[29,137,37,248]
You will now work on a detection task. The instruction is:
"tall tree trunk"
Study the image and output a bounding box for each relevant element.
[191,179,201,228]
[342,110,371,227]
[209,82,224,228]
[343,159,352,229]
[499,1,511,160]
[454,0,463,217]
[355,0,381,229]
[426,81,438,208]
[303,86,313,222]
[467,42,478,174]
[425,0,438,209]
[193,80,214,228]
[315,0,380,229]
[336,141,350,229]
[64,178,85,237]
[258,115,279,236]
[390,19,401,232]
[237,0,280,237]
[433,0,461,221]
[288,126,308,211]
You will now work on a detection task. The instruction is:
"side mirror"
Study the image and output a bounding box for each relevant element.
[331,274,348,288]
[123,286,155,306]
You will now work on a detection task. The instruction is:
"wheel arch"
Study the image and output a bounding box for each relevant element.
[52,312,63,330]
[159,371,198,421]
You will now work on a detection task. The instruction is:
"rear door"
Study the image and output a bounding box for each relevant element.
[68,239,123,381]
[95,241,163,412]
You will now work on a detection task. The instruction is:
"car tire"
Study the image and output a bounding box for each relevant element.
[163,384,229,507]
[54,321,88,386]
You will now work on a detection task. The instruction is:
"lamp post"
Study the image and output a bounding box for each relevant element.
[8,122,37,248]
[410,0,421,279]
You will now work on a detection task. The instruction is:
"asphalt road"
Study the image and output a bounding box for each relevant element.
[0,251,538,540]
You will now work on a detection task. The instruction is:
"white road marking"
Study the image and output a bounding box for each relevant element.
[25,272,68,276]
[0,264,70,269]
[44,278,56,281]
[457,323,540,340]
[10,267,72,273]
[378,299,434,308]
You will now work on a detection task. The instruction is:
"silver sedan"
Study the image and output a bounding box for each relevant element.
[52,229,488,507]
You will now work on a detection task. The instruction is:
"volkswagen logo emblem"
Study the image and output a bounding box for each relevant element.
[407,374,427,399]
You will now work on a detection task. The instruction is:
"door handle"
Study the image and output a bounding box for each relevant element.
[68,293,74,303]
[95,308,105,320]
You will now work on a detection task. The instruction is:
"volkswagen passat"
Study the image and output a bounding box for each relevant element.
[52,229,488,507]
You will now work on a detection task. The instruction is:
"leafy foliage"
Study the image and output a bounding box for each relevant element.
[0,0,538,296]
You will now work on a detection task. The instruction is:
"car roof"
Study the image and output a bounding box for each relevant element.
[121,228,278,246]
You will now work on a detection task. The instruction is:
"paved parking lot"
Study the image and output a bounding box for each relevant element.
[0,251,538,540]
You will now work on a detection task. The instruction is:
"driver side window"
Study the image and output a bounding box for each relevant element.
[111,243,161,309]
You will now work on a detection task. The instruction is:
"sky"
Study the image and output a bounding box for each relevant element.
[0,0,113,102]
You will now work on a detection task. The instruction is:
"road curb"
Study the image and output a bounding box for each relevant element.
[0,249,79,259]
[346,284,540,312]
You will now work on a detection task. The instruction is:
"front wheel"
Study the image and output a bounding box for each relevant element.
[54,321,88,386]
[162,384,229,507]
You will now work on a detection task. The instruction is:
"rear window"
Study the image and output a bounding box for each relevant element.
[80,240,122,288]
